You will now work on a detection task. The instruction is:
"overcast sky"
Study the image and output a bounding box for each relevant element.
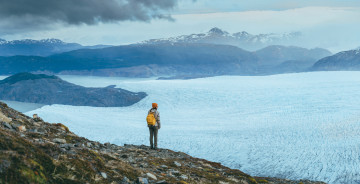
[1,0,360,52]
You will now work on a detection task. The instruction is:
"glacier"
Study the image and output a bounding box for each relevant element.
[3,71,360,184]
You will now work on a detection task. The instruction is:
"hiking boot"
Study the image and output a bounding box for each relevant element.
[150,145,154,149]
[154,147,158,150]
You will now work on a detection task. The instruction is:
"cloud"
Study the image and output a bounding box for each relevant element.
[0,0,178,34]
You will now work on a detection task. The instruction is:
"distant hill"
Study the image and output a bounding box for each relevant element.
[0,38,111,56]
[311,49,360,71]
[255,45,332,66]
[0,73,146,107]
[141,27,302,51]
[0,43,260,76]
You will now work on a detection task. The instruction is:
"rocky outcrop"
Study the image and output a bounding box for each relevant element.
[0,73,147,107]
[0,101,325,184]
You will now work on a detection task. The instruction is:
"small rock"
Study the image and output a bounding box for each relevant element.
[170,170,180,175]
[136,177,149,184]
[75,142,83,147]
[60,148,67,152]
[37,127,47,134]
[17,125,26,132]
[179,175,188,180]
[67,150,77,155]
[122,176,130,184]
[0,159,11,173]
[33,122,41,127]
[86,142,92,147]
[53,138,66,144]
[10,123,20,130]
[60,144,74,150]
[174,161,182,167]
[146,173,157,180]
[100,172,107,179]
[2,122,12,130]
[28,129,38,133]
[160,165,168,168]
[156,180,167,184]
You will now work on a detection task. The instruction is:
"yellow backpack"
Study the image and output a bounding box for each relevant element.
[146,112,156,126]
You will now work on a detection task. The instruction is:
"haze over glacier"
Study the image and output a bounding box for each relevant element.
[4,71,358,184]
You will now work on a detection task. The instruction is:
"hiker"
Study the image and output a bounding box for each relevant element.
[146,103,161,149]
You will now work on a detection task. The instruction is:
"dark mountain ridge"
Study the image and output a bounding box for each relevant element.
[0,42,332,77]
[0,73,146,107]
[0,38,111,56]
[0,43,260,76]
[311,49,360,71]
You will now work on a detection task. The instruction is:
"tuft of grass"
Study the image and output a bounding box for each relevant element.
[248,177,258,184]
[54,123,70,133]
[258,179,269,183]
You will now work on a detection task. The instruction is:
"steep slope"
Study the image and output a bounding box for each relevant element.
[311,49,360,71]
[0,73,146,107]
[0,102,325,184]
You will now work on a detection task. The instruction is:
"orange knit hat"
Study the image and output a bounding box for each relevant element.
[152,103,158,108]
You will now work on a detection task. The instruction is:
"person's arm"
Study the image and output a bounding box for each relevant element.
[157,111,161,129]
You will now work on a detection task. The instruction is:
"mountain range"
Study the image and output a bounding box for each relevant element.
[4,28,360,77]
[141,27,302,51]
[0,38,111,56]
[0,42,332,77]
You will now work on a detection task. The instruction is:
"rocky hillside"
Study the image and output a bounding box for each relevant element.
[0,102,326,184]
[0,73,146,107]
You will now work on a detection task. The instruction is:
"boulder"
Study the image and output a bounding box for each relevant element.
[53,138,66,144]
[146,173,157,180]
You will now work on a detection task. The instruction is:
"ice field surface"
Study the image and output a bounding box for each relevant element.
[8,71,360,183]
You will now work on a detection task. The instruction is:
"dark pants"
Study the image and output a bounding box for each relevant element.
[149,126,158,148]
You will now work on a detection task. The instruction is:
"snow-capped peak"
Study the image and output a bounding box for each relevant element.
[0,38,6,44]
[0,38,66,45]
[233,31,252,38]
[138,27,302,51]
[208,27,229,36]
[355,48,360,55]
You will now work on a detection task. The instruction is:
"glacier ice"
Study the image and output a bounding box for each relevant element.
[21,71,360,184]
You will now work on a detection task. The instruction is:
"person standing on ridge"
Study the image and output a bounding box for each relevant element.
[146,103,161,150]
